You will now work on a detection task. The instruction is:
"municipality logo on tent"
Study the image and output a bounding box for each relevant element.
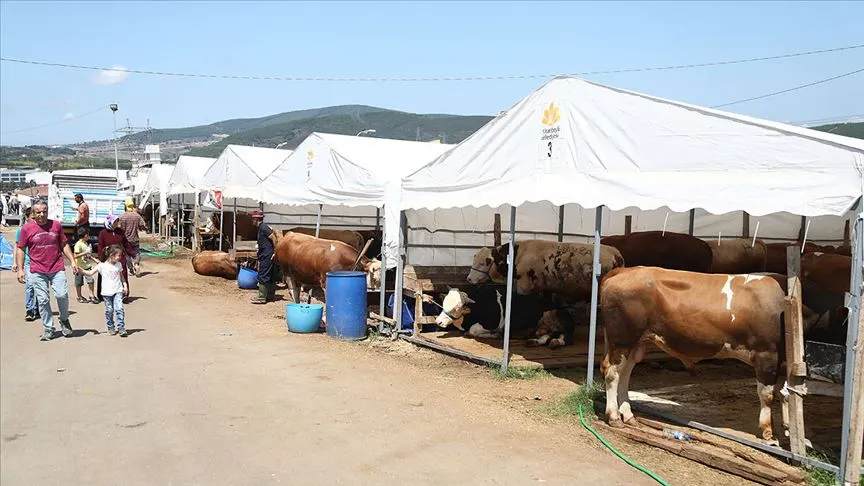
[541,102,561,141]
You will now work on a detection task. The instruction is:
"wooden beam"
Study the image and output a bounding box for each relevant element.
[557,205,565,242]
[797,216,807,243]
[624,215,632,236]
[785,246,807,459]
[493,213,502,247]
[843,219,851,247]
[688,209,695,236]
[843,309,864,485]
[742,212,750,239]
[413,283,424,337]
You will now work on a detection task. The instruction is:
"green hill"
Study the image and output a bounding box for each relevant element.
[810,121,864,139]
[184,109,493,157]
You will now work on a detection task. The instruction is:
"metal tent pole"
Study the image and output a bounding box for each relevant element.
[501,206,518,373]
[219,195,224,251]
[839,201,864,485]
[315,204,323,237]
[393,210,405,331]
[586,206,604,385]
[379,206,387,317]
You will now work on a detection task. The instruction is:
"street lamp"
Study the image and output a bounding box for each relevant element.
[356,129,376,137]
[110,103,119,187]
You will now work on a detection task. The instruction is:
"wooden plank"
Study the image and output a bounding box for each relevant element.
[785,246,807,459]
[843,309,864,485]
[688,209,695,236]
[743,211,750,239]
[843,219,851,246]
[369,312,396,325]
[805,380,845,397]
[413,282,423,337]
[493,213,502,247]
[624,215,632,235]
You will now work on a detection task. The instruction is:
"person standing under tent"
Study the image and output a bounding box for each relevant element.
[13,207,39,321]
[250,210,278,304]
[15,199,79,341]
[115,199,147,276]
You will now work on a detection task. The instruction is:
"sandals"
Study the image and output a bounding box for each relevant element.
[90,297,100,304]
[77,297,88,303]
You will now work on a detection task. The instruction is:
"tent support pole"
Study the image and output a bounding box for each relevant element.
[501,206,517,373]
[315,204,323,238]
[557,205,564,242]
[375,208,380,232]
[839,199,863,485]
[193,194,199,252]
[393,210,405,335]
[586,206,603,385]
[219,196,224,252]
[232,198,237,249]
[378,207,387,321]
[688,209,695,236]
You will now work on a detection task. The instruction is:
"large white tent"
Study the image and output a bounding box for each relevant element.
[167,155,216,196]
[200,145,293,198]
[393,75,864,481]
[138,164,176,216]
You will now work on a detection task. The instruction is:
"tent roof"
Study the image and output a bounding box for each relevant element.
[167,155,216,195]
[258,132,453,207]
[141,164,176,195]
[200,145,293,196]
[401,76,864,217]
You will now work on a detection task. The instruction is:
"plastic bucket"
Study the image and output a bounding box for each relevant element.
[238,267,258,289]
[286,303,324,333]
[325,271,368,340]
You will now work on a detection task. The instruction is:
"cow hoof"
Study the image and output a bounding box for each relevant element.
[609,418,625,428]
[526,339,540,347]
[765,438,779,447]
[624,416,639,426]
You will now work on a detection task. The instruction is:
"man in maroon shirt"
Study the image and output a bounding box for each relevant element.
[16,199,80,341]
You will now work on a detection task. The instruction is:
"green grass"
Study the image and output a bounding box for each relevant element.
[544,381,605,418]
[490,364,552,380]
[804,450,844,486]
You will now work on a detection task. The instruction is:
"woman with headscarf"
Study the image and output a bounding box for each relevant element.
[97,214,136,302]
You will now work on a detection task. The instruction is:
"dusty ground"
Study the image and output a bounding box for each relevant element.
[1,250,759,485]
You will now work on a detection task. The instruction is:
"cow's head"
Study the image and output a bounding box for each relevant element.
[467,245,510,284]
[436,288,474,330]
[363,259,382,289]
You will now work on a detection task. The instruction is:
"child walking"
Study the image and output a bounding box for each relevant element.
[80,245,129,337]
[73,227,98,304]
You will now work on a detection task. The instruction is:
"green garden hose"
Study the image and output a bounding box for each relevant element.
[578,403,670,486]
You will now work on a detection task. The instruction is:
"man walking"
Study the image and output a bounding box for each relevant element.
[16,200,80,341]
[116,199,147,276]
[250,210,278,304]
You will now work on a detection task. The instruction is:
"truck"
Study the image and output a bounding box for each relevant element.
[47,169,131,245]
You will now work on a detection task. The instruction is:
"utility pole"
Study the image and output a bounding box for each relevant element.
[110,103,119,186]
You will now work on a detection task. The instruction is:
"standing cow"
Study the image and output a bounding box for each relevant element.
[706,238,767,274]
[286,227,366,252]
[466,240,624,303]
[600,267,790,443]
[274,232,381,303]
[601,231,713,273]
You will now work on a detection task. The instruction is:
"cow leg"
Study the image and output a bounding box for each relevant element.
[287,277,301,304]
[753,352,779,444]
[526,334,550,347]
[616,345,642,425]
[602,349,628,428]
[467,323,500,339]
[549,334,566,350]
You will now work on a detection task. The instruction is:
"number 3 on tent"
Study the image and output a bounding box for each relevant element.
[547,141,553,158]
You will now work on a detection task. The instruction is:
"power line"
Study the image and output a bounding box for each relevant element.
[1,44,862,82]
[711,67,864,108]
[0,105,108,135]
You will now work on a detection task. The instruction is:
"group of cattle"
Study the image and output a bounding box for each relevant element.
[434,230,853,443]
[192,225,382,303]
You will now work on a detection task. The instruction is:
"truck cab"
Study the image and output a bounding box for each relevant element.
[48,170,131,250]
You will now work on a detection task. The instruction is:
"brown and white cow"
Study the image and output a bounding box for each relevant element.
[600,267,789,443]
[285,227,366,252]
[436,285,556,340]
[274,231,381,303]
[601,231,713,273]
[192,251,239,280]
[706,238,767,274]
[466,240,624,303]
[527,306,583,349]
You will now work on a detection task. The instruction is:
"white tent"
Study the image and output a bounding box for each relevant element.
[393,75,864,480]
[139,164,176,216]
[167,155,216,196]
[200,144,293,198]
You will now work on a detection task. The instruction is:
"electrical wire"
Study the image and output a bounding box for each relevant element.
[1,44,862,82]
[711,68,864,108]
[1,105,109,135]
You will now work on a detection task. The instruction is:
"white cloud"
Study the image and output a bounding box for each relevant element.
[63,112,75,120]
[92,65,130,85]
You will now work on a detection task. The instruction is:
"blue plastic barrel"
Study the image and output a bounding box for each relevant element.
[325,271,368,340]
[238,267,258,289]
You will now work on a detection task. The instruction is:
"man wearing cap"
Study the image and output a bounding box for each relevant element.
[116,199,147,276]
[250,210,278,304]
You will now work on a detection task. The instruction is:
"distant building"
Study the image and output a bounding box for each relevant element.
[0,168,39,186]
[143,144,162,164]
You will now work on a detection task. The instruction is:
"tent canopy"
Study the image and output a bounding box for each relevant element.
[400,76,864,218]
[258,132,453,207]
[167,156,216,195]
[200,145,293,198]
[138,164,176,215]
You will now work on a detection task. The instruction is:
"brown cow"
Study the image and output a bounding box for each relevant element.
[526,306,583,349]
[600,267,788,443]
[706,238,767,274]
[601,231,713,273]
[285,227,365,252]
[802,252,851,295]
[466,240,624,303]
[211,212,257,242]
[192,251,238,280]
[274,232,381,303]
[765,242,819,274]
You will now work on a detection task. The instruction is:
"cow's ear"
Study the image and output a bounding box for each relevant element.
[460,292,475,304]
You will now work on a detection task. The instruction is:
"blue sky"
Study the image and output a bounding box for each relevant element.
[1,0,863,146]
